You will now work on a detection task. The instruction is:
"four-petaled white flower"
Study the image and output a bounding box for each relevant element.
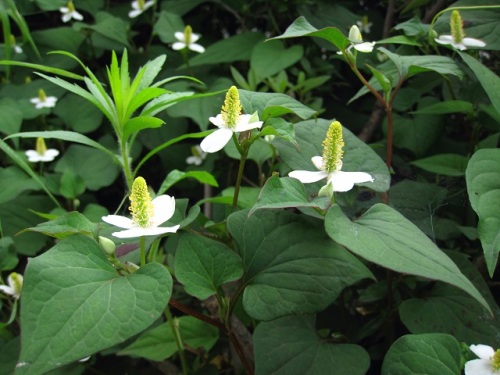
[200,86,263,153]
[128,0,154,18]
[465,344,500,375]
[356,16,373,34]
[435,10,486,51]
[60,1,84,23]
[25,137,60,163]
[435,34,485,51]
[102,177,180,238]
[347,24,375,53]
[288,121,373,196]
[186,145,207,166]
[30,89,57,109]
[172,25,205,53]
[0,272,23,300]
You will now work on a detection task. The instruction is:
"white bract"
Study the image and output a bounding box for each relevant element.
[0,272,23,299]
[129,0,154,18]
[172,26,205,53]
[356,16,373,34]
[60,1,84,23]
[186,145,207,165]
[102,177,180,238]
[435,34,486,51]
[465,344,500,375]
[25,137,59,163]
[200,86,263,153]
[30,89,57,109]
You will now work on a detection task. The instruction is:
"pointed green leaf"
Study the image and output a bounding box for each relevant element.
[254,315,370,375]
[325,203,491,313]
[411,154,469,176]
[411,100,474,115]
[123,116,164,140]
[158,170,218,196]
[119,316,219,361]
[382,334,461,375]
[227,209,373,320]
[174,233,243,300]
[22,212,97,239]
[16,235,172,375]
[251,40,303,80]
[465,148,500,276]
[271,16,350,51]
[249,175,330,215]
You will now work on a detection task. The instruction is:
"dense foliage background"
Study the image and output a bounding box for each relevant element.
[1,0,499,374]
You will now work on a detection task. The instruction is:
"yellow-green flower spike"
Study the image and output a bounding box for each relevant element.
[184,25,193,45]
[38,89,48,102]
[492,349,500,371]
[138,0,146,10]
[67,0,76,12]
[450,10,465,44]
[36,137,47,156]
[10,272,23,296]
[322,121,345,173]
[129,177,154,228]
[221,86,242,129]
[10,34,16,44]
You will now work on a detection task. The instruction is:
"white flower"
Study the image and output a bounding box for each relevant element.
[186,145,207,165]
[59,1,84,23]
[25,137,59,163]
[0,272,23,299]
[435,35,486,51]
[172,25,205,53]
[356,16,373,34]
[348,25,375,53]
[128,0,154,18]
[14,45,23,54]
[102,177,180,239]
[465,344,500,375]
[200,86,263,153]
[30,89,57,109]
[289,156,373,193]
[288,121,373,196]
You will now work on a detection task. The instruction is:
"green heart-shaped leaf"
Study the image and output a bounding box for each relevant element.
[16,235,172,375]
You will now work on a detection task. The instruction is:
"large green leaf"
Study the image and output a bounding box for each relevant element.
[53,94,104,134]
[275,119,390,193]
[411,154,469,176]
[22,211,97,239]
[16,235,172,375]
[174,233,243,300]
[158,170,218,195]
[270,16,350,51]
[250,40,303,80]
[227,209,373,321]
[325,203,490,313]
[381,334,461,375]
[0,167,41,204]
[254,315,370,375]
[399,251,500,348]
[465,148,500,276]
[458,51,500,128]
[239,90,317,121]
[0,98,23,135]
[119,316,219,361]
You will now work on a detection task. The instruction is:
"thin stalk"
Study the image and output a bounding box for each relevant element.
[139,236,146,267]
[233,151,248,207]
[169,297,226,332]
[119,138,134,190]
[165,305,188,375]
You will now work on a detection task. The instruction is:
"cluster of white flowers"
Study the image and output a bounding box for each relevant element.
[465,344,500,375]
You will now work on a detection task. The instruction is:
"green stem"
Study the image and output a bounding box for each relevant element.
[139,236,146,267]
[233,147,248,207]
[165,305,188,375]
[120,138,134,190]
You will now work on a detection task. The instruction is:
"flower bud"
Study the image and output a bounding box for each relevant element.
[99,236,116,255]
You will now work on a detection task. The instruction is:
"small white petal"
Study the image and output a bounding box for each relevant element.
[328,170,373,192]
[435,35,454,45]
[174,32,185,41]
[172,42,187,50]
[289,170,328,183]
[209,114,225,128]
[61,13,72,23]
[470,344,495,359]
[186,155,202,165]
[0,285,15,296]
[354,42,375,53]
[190,34,201,43]
[234,115,263,132]
[151,195,176,227]
[30,98,40,104]
[463,37,486,48]
[200,128,233,153]
[128,9,142,18]
[311,156,324,170]
[464,359,497,375]
[72,11,84,21]
[112,225,179,238]
[102,215,136,229]
[60,7,69,12]
[189,43,205,53]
